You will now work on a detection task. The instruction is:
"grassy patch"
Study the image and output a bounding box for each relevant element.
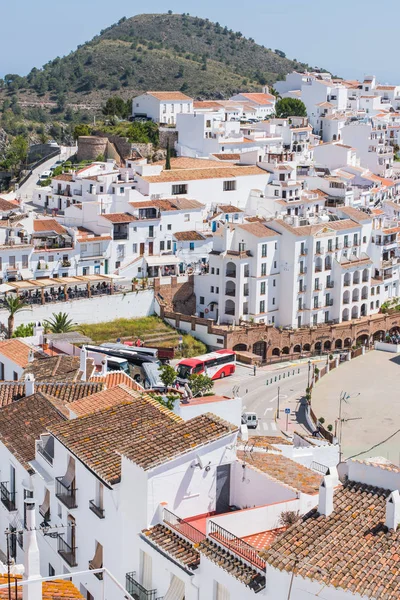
[78,316,207,358]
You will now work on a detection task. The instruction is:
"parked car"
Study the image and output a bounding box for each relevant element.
[241,412,259,429]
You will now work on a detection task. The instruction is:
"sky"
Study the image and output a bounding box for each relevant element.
[1,0,400,83]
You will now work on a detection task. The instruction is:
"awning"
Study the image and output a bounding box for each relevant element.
[0,283,15,293]
[145,255,180,267]
[20,269,34,280]
[163,576,185,600]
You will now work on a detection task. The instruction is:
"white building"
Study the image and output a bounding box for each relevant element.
[132,91,194,125]
[229,92,276,118]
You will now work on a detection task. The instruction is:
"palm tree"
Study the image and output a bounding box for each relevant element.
[4,296,29,338]
[44,312,74,334]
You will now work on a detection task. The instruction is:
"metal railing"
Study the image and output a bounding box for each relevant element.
[89,500,105,519]
[126,572,157,600]
[55,477,77,509]
[0,482,16,512]
[163,508,206,544]
[89,560,103,580]
[58,535,77,567]
[208,521,266,571]
[113,232,129,240]
[39,506,50,521]
[225,271,236,278]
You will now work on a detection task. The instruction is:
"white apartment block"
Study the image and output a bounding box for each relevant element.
[132,91,193,125]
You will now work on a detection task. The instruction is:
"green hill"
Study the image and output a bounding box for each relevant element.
[4,13,310,102]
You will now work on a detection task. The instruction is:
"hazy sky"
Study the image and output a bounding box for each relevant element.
[2,0,400,83]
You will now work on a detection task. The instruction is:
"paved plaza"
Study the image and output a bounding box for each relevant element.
[312,350,400,464]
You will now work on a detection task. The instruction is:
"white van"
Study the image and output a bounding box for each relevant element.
[241,412,259,429]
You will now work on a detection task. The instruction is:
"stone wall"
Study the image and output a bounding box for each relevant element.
[77,136,108,162]
[159,129,178,150]
[154,276,195,315]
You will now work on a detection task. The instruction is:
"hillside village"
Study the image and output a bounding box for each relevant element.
[0,30,399,600]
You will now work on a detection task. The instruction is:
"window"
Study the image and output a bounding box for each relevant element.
[272,297,275,305]
[159,241,165,251]
[119,187,124,194]
[200,296,205,305]
[274,242,277,250]
[99,186,104,193]
[223,180,236,191]
[133,226,137,232]
[260,282,266,295]
[271,316,275,324]
[0,362,4,380]
[167,241,171,250]
[167,224,172,231]
[316,241,321,254]
[216,268,220,275]
[48,255,54,262]
[216,287,219,293]
[327,239,332,252]
[313,314,318,326]
[261,244,267,258]
[279,174,285,181]
[325,311,329,323]
[363,236,367,243]
[22,255,28,269]
[273,279,276,287]
[172,184,188,195]
[377,286,380,294]
[211,286,214,293]
[376,300,380,308]
[274,261,277,268]
[132,243,138,253]
[184,214,190,222]
[298,316,302,328]
[211,267,215,274]
[206,120,211,128]
[261,263,267,277]
[259,300,265,313]
[13,372,18,381]
[49,565,55,577]
[189,242,195,251]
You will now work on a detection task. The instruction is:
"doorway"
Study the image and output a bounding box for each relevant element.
[216,464,231,514]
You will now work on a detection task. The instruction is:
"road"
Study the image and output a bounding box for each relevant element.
[213,361,317,437]
[1,145,76,206]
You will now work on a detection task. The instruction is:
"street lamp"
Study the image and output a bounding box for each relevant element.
[307,359,311,389]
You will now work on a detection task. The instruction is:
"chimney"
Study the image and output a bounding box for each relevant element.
[28,350,35,364]
[385,490,400,531]
[23,498,42,600]
[25,374,35,397]
[33,322,44,345]
[318,474,335,517]
[80,346,87,381]
[101,359,108,376]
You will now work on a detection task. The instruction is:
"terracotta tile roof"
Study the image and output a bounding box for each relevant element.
[199,539,266,592]
[339,207,372,222]
[216,204,243,213]
[263,481,400,599]
[0,392,65,471]
[0,576,83,599]
[142,524,200,569]
[52,173,73,182]
[24,355,95,382]
[242,528,286,550]
[76,227,112,242]
[0,198,20,212]
[0,339,35,368]
[69,384,138,417]
[352,457,400,472]
[238,222,279,238]
[49,387,237,483]
[237,451,322,494]
[238,92,275,105]
[376,85,396,91]
[194,101,223,110]
[146,91,193,101]
[153,157,228,169]
[246,435,292,449]
[33,219,67,234]
[91,370,142,391]
[173,230,206,241]
[212,153,240,161]
[101,213,137,223]
[273,218,359,237]
[0,381,103,407]
[141,166,265,183]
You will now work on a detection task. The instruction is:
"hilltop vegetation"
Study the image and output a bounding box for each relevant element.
[0,13,311,103]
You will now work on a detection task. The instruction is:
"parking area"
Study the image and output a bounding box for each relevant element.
[312,350,400,464]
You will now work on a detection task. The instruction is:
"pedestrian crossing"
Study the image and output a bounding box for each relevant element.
[261,421,277,432]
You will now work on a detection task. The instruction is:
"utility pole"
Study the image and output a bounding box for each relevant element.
[307,360,311,389]
[276,386,280,420]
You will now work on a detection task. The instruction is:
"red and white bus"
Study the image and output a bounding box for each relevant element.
[176,350,236,383]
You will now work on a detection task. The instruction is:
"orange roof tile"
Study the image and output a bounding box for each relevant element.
[0,576,83,599]
[146,91,193,101]
[238,92,275,105]
[69,384,138,416]
[33,219,67,234]
[141,166,265,183]
[0,339,34,368]
[102,213,137,223]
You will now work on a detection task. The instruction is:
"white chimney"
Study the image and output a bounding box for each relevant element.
[80,346,87,381]
[23,498,42,600]
[28,350,35,364]
[25,374,35,397]
[33,322,44,345]
[318,474,335,517]
[326,465,339,486]
[385,490,400,531]
[101,359,108,376]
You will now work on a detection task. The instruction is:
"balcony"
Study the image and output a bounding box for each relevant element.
[58,536,77,567]
[343,298,350,304]
[113,232,128,240]
[344,280,351,287]
[244,268,250,277]
[300,248,308,256]
[126,573,157,600]
[89,561,103,581]
[299,267,307,275]
[0,483,16,512]
[335,243,342,250]
[325,263,332,271]
[315,248,323,255]
[315,266,322,273]
[225,308,235,316]
[209,521,266,571]
[225,290,236,297]
[314,284,322,291]
[298,286,307,293]
[325,299,333,307]
[326,281,334,288]
[163,508,206,544]
[226,270,236,278]
[55,477,77,509]
[89,500,105,519]
[39,506,50,522]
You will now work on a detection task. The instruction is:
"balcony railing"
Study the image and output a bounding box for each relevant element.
[315,266,322,273]
[113,232,128,240]
[326,281,334,288]
[300,248,308,256]
[226,271,236,278]
[225,309,235,316]
[163,508,206,544]
[0,482,16,512]
[225,290,236,297]
[126,572,157,600]
[39,506,50,521]
[325,299,333,307]
[55,477,77,509]
[89,500,105,519]
[209,521,266,571]
[58,536,77,567]
[89,561,103,580]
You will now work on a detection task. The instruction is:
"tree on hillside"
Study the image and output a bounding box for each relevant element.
[73,124,92,140]
[4,297,29,338]
[275,98,307,118]
[102,96,130,119]
[165,139,171,170]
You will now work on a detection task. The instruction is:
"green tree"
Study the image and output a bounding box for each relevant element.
[12,322,35,338]
[165,139,171,170]
[159,364,177,388]
[188,373,214,397]
[44,312,74,333]
[73,124,91,140]
[102,96,130,119]
[4,296,29,338]
[275,98,307,118]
